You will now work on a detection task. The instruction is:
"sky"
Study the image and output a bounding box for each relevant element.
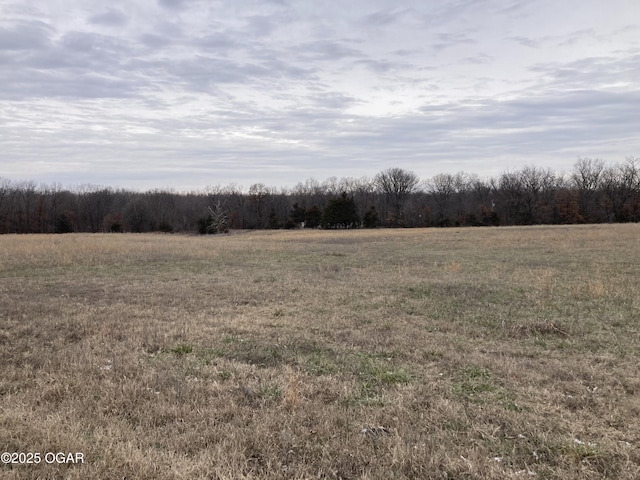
[1,0,639,192]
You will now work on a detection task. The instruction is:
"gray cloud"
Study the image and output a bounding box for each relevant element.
[0,0,638,190]
[433,32,475,51]
[293,40,366,61]
[195,32,242,52]
[0,20,52,51]
[360,8,408,28]
[89,9,128,27]
[139,33,175,49]
[530,54,640,90]
[245,14,281,37]
[157,0,188,11]
[508,36,539,48]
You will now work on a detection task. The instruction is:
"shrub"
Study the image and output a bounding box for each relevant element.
[304,205,322,228]
[321,192,359,229]
[55,213,74,234]
[170,343,193,356]
[197,217,210,234]
[157,221,174,233]
[363,206,380,228]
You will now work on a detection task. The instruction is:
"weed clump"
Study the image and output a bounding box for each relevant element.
[169,343,193,356]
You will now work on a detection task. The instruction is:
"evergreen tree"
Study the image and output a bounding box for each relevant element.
[304,205,322,228]
[268,208,280,229]
[55,212,74,233]
[289,202,306,226]
[321,192,359,229]
[363,206,380,228]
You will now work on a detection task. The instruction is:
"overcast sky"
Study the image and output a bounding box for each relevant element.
[1,0,639,191]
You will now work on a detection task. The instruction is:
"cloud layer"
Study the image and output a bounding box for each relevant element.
[1,0,639,190]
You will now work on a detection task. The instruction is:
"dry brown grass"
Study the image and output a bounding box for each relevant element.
[1,224,639,479]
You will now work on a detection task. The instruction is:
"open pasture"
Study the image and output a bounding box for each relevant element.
[1,225,639,479]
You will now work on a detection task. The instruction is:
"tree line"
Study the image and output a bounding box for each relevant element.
[1,157,638,234]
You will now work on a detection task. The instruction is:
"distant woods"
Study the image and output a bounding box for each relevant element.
[1,158,639,234]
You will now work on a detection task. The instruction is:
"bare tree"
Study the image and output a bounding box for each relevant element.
[426,173,458,226]
[601,157,640,222]
[248,183,271,228]
[572,158,605,192]
[374,168,420,225]
[0,177,13,233]
[207,201,229,234]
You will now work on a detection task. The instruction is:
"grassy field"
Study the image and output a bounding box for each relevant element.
[1,225,639,479]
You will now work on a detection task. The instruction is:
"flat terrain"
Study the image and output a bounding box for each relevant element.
[1,225,639,479]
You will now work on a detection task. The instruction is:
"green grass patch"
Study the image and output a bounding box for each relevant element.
[169,343,194,356]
